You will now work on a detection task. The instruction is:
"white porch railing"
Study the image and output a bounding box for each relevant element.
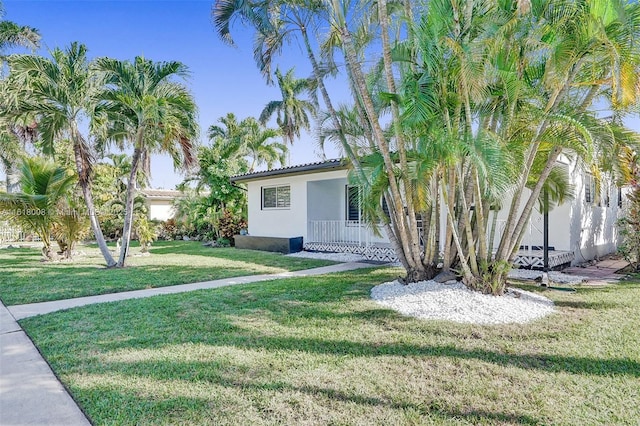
[308,220,373,246]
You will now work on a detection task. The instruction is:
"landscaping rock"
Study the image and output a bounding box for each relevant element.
[433,270,458,283]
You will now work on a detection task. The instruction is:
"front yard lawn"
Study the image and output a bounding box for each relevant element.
[0,241,335,305]
[20,268,640,425]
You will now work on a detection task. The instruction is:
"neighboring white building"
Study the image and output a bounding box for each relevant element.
[139,189,181,221]
[231,159,625,267]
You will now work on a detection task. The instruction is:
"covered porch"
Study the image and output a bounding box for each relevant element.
[305,178,394,261]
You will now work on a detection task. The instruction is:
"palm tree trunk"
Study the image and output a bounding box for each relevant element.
[118,147,143,267]
[455,166,479,275]
[441,180,474,284]
[4,160,20,193]
[300,28,365,179]
[78,182,115,266]
[378,0,423,268]
[71,128,116,267]
[334,14,420,277]
[473,168,488,261]
[505,146,563,262]
[442,168,455,271]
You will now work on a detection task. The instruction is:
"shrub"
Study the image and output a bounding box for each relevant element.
[135,215,158,253]
[216,210,247,245]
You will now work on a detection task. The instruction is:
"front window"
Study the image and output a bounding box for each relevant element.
[346,185,361,221]
[262,185,290,209]
[346,186,390,222]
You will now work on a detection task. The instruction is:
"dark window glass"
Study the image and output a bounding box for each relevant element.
[346,185,360,221]
[262,185,290,209]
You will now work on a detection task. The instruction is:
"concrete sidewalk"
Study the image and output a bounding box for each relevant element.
[0,261,377,425]
[8,261,375,320]
[0,303,91,426]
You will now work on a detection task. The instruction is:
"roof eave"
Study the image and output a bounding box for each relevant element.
[230,160,347,183]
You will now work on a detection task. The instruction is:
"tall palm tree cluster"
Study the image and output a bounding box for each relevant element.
[0,38,198,266]
[214,0,640,294]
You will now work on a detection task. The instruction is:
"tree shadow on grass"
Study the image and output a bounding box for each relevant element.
[87,303,640,379]
[73,369,544,425]
[0,248,41,265]
[218,335,640,377]
[53,272,640,378]
[553,300,622,310]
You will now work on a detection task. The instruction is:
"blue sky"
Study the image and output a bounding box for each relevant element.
[4,1,640,189]
[4,0,340,188]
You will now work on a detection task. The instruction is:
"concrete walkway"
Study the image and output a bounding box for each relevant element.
[0,303,91,426]
[0,261,376,425]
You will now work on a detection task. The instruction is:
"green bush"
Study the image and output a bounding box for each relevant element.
[216,210,247,245]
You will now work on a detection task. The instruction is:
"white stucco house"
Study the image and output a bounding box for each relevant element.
[230,158,625,267]
[139,189,181,221]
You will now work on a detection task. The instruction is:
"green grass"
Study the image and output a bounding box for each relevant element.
[0,241,335,305]
[20,269,640,425]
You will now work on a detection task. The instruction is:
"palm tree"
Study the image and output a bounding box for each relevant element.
[234,117,284,172]
[0,157,75,259]
[0,130,22,192]
[4,42,117,266]
[259,67,316,147]
[207,113,286,171]
[212,0,361,163]
[215,0,640,292]
[94,56,198,267]
[207,112,248,161]
[0,3,39,192]
[0,0,39,61]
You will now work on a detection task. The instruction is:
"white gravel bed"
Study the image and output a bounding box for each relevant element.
[286,251,367,263]
[371,280,555,325]
[507,269,587,284]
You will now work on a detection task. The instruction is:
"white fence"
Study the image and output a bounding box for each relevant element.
[0,222,40,243]
[308,220,374,246]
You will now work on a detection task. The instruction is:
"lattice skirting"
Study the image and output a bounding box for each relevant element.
[362,246,397,262]
[513,250,575,269]
[304,242,398,263]
[306,243,575,269]
[304,242,366,255]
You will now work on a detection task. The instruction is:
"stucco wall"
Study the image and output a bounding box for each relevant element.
[147,200,175,221]
[571,177,622,263]
[489,172,622,264]
[307,178,346,221]
[247,170,350,239]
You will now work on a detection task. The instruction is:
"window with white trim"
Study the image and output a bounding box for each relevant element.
[262,185,290,209]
